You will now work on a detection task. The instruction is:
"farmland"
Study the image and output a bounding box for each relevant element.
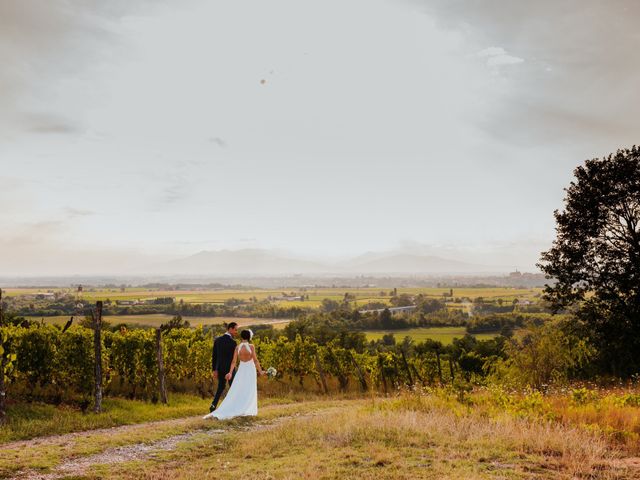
[364,327,499,344]
[4,285,542,309]
[22,317,502,343]
[24,314,290,329]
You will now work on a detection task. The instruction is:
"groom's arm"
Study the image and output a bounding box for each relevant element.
[211,337,218,375]
[225,346,238,380]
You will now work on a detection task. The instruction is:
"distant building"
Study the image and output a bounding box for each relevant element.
[358,305,417,314]
[35,293,56,300]
[271,295,304,301]
[116,300,135,306]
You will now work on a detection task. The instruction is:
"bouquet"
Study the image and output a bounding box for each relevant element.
[265,367,277,379]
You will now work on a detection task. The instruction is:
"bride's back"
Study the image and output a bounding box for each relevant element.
[237,342,253,362]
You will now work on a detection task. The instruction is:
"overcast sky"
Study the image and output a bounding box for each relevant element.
[1,0,639,275]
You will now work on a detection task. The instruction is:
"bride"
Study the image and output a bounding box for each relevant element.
[204,329,265,420]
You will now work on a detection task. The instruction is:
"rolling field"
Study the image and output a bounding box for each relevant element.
[25,314,290,329]
[364,327,499,344]
[5,286,542,306]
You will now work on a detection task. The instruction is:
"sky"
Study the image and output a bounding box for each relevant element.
[1,0,639,275]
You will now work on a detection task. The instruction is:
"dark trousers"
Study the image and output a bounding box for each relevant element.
[211,370,235,409]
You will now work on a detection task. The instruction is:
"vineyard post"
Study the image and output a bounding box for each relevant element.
[400,350,414,386]
[448,358,455,384]
[435,352,443,385]
[156,328,168,404]
[326,347,348,391]
[0,289,6,423]
[92,301,103,413]
[377,354,388,394]
[315,353,328,394]
[349,351,368,392]
[411,364,424,386]
[392,357,401,389]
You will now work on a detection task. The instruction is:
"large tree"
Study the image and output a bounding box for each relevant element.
[539,146,640,376]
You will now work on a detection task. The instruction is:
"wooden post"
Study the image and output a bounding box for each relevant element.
[0,289,6,423]
[392,357,401,389]
[378,354,388,394]
[156,328,168,404]
[315,354,329,394]
[400,350,414,386]
[93,301,103,413]
[411,364,424,386]
[448,357,455,384]
[435,352,443,385]
[327,347,348,391]
[349,351,368,392]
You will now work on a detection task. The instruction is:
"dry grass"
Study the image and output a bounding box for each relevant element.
[83,394,639,480]
[547,393,640,453]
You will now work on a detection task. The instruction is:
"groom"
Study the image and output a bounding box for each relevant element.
[209,322,239,413]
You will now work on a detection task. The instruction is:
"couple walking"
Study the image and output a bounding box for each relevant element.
[204,322,266,420]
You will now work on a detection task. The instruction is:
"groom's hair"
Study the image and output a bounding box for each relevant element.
[227,322,238,330]
[240,330,251,341]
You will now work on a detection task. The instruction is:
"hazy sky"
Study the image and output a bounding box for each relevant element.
[1,0,639,275]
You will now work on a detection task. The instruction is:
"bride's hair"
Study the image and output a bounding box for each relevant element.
[240,329,252,341]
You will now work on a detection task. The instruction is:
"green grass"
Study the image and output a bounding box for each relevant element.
[364,327,499,344]
[0,393,211,444]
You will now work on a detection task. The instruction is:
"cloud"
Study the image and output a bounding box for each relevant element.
[0,1,165,136]
[209,137,228,148]
[417,0,640,149]
[0,218,164,276]
[22,113,81,135]
[161,183,188,205]
[477,47,524,67]
[150,171,192,209]
[64,207,95,218]
[0,221,66,248]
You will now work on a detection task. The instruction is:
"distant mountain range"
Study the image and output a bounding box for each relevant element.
[147,249,509,275]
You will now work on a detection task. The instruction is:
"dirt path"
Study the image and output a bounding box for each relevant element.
[2,415,206,452]
[6,407,335,480]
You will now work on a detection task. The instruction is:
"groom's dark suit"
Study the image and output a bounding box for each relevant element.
[210,332,237,411]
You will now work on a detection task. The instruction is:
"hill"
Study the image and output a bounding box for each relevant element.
[148,249,509,276]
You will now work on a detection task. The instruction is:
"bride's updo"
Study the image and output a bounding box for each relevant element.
[240,329,252,341]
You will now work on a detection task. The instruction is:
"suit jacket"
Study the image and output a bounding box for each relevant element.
[212,333,237,374]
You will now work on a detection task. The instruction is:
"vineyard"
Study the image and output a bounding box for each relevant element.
[0,321,480,404]
[0,305,515,421]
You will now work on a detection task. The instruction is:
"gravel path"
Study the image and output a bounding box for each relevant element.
[2,415,205,452]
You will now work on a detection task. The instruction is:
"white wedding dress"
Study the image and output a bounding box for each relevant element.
[203,342,258,420]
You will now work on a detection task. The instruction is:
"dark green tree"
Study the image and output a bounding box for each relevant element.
[539,146,640,375]
[379,308,393,329]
